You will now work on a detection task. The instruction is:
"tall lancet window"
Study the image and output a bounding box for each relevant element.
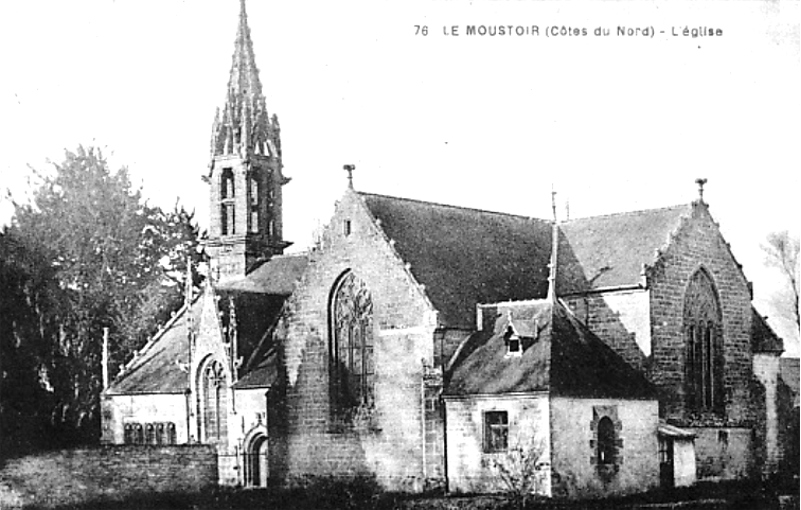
[220,168,236,235]
[201,359,228,442]
[249,171,260,234]
[330,271,375,413]
[684,269,724,413]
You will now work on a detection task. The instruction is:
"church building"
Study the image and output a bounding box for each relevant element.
[101,1,793,498]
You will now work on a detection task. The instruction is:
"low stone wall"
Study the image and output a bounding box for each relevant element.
[0,445,217,508]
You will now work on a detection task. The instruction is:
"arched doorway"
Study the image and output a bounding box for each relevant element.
[245,434,268,487]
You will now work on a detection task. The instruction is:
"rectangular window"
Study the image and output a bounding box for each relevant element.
[483,411,509,453]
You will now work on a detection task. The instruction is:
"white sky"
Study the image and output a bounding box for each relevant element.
[0,0,798,353]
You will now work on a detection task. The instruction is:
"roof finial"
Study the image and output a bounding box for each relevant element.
[344,164,355,189]
[551,184,558,223]
[695,178,708,202]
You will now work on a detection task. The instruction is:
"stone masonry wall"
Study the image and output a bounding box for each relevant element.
[752,353,781,474]
[564,290,650,372]
[647,202,753,427]
[272,189,442,491]
[549,397,659,499]
[102,393,189,445]
[0,445,217,509]
[445,393,551,496]
[691,427,752,480]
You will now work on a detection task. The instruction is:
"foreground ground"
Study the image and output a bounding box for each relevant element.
[16,478,799,510]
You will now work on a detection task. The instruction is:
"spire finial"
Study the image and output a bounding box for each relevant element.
[695,178,708,202]
[551,185,557,223]
[344,164,355,189]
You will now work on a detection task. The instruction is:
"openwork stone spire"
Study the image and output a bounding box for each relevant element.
[210,0,280,160]
[229,0,262,100]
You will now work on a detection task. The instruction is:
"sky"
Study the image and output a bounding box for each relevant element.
[1,0,798,354]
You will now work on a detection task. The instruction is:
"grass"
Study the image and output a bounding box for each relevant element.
[17,476,799,510]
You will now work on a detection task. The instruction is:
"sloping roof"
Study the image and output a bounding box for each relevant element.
[558,205,692,294]
[751,308,784,353]
[445,299,656,399]
[217,254,308,294]
[658,422,696,439]
[360,193,552,328]
[106,301,197,395]
[780,357,799,397]
[232,348,279,389]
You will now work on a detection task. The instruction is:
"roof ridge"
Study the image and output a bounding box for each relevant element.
[563,203,691,224]
[358,191,552,224]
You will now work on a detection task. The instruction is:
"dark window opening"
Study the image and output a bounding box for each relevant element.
[684,270,724,414]
[483,411,509,453]
[249,173,260,234]
[343,219,352,237]
[220,168,236,235]
[597,416,615,465]
[124,422,177,445]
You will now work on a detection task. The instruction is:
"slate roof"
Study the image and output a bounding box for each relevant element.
[106,300,197,395]
[751,308,784,353]
[558,205,692,294]
[360,193,553,328]
[217,254,308,294]
[233,347,279,389]
[445,299,656,399]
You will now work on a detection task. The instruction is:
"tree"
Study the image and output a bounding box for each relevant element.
[2,146,203,448]
[762,231,800,330]
[490,440,549,508]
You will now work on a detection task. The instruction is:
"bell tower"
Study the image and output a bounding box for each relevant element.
[205,0,291,281]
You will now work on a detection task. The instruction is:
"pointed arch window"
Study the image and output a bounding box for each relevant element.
[200,360,228,443]
[220,168,236,235]
[330,271,375,412]
[684,269,724,413]
[597,417,616,465]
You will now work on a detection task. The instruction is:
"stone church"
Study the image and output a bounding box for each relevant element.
[101,1,795,498]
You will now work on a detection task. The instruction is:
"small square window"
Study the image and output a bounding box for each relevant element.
[343,219,352,237]
[483,411,509,453]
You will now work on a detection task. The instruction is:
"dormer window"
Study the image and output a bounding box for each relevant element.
[504,326,522,358]
[508,335,521,355]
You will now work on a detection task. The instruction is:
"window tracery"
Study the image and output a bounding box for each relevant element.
[684,269,724,414]
[330,272,375,414]
[201,360,228,442]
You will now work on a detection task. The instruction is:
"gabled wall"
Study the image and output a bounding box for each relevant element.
[189,287,240,484]
[647,202,754,480]
[271,189,442,491]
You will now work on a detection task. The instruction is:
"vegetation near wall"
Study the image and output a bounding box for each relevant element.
[0,146,203,452]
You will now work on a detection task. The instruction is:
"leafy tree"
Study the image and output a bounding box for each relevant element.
[0,230,62,455]
[2,146,203,448]
[762,230,800,329]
